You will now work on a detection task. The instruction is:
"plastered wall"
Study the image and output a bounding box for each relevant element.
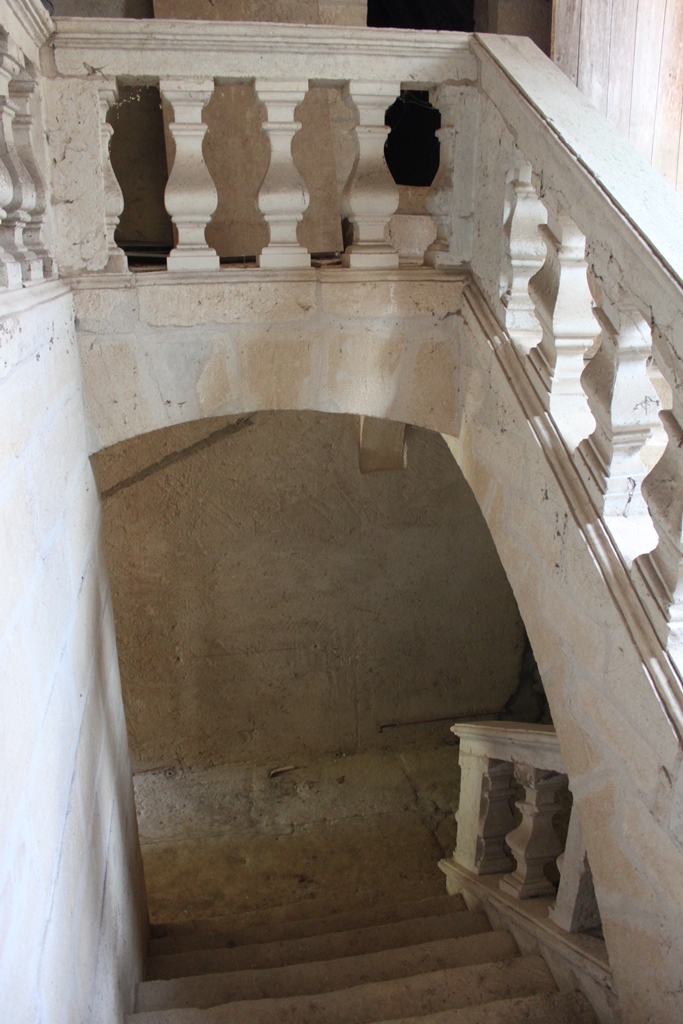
[96,411,526,773]
[0,290,147,1023]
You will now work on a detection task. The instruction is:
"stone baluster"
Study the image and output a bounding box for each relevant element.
[499,765,566,899]
[424,83,457,268]
[0,139,21,288]
[528,210,598,451]
[341,80,400,269]
[576,298,660,560]
[550,806,601,932]
[254,79,310,270]
[633,374,683,665]
[9,68,54,279]
[453,749,515,875]
[500,159,547,355]
[160,78,219,272]
[0,43,41,283]
[97,81,128,274]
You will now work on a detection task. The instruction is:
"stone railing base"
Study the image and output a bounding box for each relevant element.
[439,858,619,1024]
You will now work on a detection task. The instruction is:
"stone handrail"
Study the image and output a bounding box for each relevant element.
[471,35,683,742]
[451,722,600,934]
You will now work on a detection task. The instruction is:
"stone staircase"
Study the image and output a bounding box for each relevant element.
[127,892,600,1023]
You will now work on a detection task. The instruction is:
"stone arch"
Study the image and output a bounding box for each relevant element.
[77,273,683,1018]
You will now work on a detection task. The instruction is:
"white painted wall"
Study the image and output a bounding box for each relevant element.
[0,288,147,1023]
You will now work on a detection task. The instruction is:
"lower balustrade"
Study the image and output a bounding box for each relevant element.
[441,721,613,1021]
[446,721,600,929]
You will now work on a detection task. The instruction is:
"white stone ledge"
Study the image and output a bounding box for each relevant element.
[51,20,477,85]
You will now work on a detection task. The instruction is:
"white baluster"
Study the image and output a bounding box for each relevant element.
[634,377,683,666]
[453,749,515,875]
[254,79,310,270]
[499,765,566,899]
[424,83,457,268]
[97,81,127,274]
[0,44,41,282]
[0,147,20,288]
[501,159,547,355]
[577,298,660,561]
[10,69,54,279]
[341,80,400,269]
[528,210,598,451]
[160,78,219,272]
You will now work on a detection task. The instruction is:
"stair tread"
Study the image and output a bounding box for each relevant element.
[150,894,466,956]
[129,954,556,1024]
[375,989,601,1023]
[137,930,519,1012]
[146,910,491,980]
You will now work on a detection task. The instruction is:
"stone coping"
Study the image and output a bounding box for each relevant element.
[450,722,564,774]
[51,19,477,83]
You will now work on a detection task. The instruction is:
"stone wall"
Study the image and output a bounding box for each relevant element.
[0,289,147,1023]
[97,410,526,773]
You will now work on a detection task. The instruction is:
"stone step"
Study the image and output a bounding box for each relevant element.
[146,910,491,981]
[150,894,466,956]
[137,930,519,1011]
[378,989,600,1023]
[149,881,445,946]
[129,954,556,1024]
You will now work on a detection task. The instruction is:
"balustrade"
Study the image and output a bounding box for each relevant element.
[450,722,600,932]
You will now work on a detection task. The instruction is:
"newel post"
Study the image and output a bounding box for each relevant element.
[160,77,219,272]
[342,80,400,269]
[254,79,311,269]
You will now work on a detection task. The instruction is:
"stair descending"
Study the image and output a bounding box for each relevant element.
[128,894,600,1024]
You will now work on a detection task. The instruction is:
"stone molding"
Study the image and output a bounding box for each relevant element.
[51,19,477,83]
[451,721,564,773]
[0,0,52,63]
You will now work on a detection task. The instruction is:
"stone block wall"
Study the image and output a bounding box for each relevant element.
[0,290,147,1023]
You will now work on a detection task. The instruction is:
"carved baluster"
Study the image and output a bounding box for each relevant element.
[254,79,310,270]
[577,299,660,560]
[341,80,400,269]
[0,141,20,288]
[160,78,219,272]
[96,81,128,274]
[528,211,598,451]
[501,160,547,355]
[0,43,41,282]
[499,765,566,899]
[453,749,515,875]
[10,69,54,278]
[550,806,601,932]
[634,376,683,665]
[424,83,456,267]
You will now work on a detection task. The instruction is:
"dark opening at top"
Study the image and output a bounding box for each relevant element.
[367,0,475,32]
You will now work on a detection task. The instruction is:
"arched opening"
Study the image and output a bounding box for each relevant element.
[95,409,546,923]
